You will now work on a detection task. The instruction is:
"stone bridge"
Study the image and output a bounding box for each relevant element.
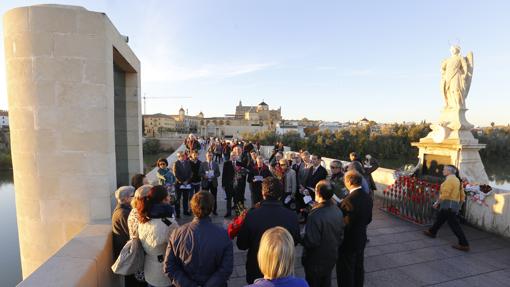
[4,4,510,287]
[17,146,510,287]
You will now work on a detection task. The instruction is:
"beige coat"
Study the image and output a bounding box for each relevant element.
[138,218,178,287]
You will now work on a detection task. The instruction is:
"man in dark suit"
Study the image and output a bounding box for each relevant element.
[173,151,193,218]
[305,154,328,193]
[297,154,328,206]
[199,152,221,215]
[222,151,247,217]
[247,155,273,207]
[336,170,373,287]
[234,145,250,166]
[236,177,300,284]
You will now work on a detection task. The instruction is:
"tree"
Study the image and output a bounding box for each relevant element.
[143,138,161,154]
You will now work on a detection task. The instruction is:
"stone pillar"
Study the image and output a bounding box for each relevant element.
[3,5,141,278]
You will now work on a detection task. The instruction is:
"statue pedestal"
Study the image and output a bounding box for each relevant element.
[411,108,489,184]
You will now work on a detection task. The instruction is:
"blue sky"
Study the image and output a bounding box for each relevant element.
[1,0,509,126]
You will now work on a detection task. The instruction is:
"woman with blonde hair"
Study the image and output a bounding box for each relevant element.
[246,227,309,287]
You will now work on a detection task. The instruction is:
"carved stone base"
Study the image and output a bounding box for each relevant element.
[422,108,477,144]
[412,139,489,184]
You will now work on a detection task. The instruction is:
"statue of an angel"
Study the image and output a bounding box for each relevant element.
[440,46,473,109]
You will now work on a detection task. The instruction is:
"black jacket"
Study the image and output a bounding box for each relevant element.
[112,203,131,258]
[247,164,272,185]
[236,200,300,284]
[305,165,328,189]
[221,160,247,189]
[189,159,202,183]
[302,200,344,272]
[340,187,373,251]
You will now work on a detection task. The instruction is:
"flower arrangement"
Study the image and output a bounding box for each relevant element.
[233,165,249,189]
[227,202,248,239]
[465,183,493,206]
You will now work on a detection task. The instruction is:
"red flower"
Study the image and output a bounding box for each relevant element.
[227,210,248,239]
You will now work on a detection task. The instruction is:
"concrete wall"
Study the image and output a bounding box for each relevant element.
[4,4,142,278]
[464,189,510,238]
[17,222,119,287]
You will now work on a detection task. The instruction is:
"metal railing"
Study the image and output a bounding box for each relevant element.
[382,176,440,225]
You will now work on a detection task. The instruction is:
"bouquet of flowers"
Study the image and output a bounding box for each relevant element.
[227,203,248,239]
[465,183,493,206]
[233,165,249,189]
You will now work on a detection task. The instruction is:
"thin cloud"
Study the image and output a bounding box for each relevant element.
[316,66,338,71]
[340,69,376,77]
[143,61,278,82]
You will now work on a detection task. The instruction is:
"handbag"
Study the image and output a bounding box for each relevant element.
[111,237,145,275]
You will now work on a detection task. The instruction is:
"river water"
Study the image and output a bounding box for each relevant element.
[1,159,509,285]
[0,170,21,287]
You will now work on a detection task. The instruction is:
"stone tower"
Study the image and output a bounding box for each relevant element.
[3,5,142,278]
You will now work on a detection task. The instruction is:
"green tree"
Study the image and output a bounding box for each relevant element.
[143,138,161,154]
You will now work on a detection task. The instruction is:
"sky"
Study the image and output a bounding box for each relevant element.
[1,0,509,126]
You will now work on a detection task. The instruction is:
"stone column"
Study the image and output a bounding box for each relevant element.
[3,5,141,278]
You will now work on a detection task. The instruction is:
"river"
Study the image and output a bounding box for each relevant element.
[1,159,509,285]
[0,170,21,287]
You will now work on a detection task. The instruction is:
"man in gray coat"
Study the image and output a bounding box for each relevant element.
[173,151,193,218]
[280,158,297,198]
[199,152,221,215]
[302,180,344,287]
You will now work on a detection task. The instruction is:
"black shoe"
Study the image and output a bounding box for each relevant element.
[452,244,470,252]
[176,213,181,219]
[423,230,436,238]
[224,213,231,218]
[213,211,218,216]
[183,212,191,216]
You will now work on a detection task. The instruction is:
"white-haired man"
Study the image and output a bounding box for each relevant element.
[112,186,135,257]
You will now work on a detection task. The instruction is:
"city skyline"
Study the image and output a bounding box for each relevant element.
[1,1,510,126]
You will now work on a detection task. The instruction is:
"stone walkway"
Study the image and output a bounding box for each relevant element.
[175,149,510,286]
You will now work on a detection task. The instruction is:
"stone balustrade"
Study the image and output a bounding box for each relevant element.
[17,221,120,287]
[286,150,510,238]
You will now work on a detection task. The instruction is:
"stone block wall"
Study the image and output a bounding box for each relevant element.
[3,4,141,278]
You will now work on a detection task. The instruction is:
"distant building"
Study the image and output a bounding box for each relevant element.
[199,101,282,138]
[144,101,282,139]
[358,117,370,126]
[276,121,305,137]
[319,121,345,132]
[0,110,8,127]
[143,113,177,137]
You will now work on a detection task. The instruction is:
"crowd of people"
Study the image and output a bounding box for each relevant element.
[111,135,470,287]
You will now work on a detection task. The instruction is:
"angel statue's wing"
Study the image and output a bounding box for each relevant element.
[464,52,474,96]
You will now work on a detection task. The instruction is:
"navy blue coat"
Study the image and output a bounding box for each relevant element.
[164,217,233,287]
[236,200,300,284]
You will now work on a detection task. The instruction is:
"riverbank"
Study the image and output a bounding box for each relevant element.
[0,152,12,170]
